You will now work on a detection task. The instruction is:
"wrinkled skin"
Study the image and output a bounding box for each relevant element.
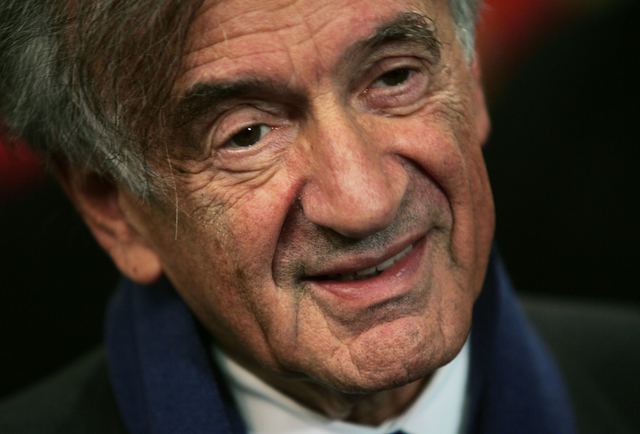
[68,0,494,424]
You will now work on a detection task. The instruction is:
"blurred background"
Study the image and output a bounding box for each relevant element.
[1,0,638,400]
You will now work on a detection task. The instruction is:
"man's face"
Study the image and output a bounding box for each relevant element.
[119,0,494,395]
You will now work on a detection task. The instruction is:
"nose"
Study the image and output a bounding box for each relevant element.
[299,105,408,239]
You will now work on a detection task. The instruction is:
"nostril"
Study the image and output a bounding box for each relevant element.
[296,97,413,238]
[300,189,402,239]
[299,154,409,239]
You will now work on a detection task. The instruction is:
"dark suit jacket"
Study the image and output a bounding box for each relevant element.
[523,297,640,434]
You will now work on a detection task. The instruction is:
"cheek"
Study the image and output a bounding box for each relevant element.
[154,208,281,366]
[217,174,303,272]
[370,98,493,285]
[376,111,472,206]
[160,167,306,336]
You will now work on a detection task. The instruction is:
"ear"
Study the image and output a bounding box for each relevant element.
[470,52,491,146]
[56,163,163,286]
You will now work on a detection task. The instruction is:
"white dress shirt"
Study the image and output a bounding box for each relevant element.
[212,337,470,434]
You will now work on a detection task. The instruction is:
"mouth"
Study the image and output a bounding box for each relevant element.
[303,235,428,308]
[313,243,415,282]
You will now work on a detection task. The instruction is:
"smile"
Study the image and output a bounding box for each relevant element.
[320,243,415,282]
[305,235,429,309]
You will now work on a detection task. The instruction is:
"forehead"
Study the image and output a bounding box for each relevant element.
[178,0,451,91]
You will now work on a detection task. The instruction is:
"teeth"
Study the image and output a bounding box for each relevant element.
[331,244,414,282]
[356,266,378,277]
[376,244,413,272]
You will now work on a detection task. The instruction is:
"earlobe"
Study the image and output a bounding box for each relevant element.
[56,163,163,286]
[470,53,491,146]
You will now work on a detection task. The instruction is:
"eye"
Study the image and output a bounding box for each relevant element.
[371,68,413,88]
[358,59,430,113]
[225,125,270,148]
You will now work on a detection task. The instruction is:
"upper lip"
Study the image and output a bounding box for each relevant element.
[303,234,424,278]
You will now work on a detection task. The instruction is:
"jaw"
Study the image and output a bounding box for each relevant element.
[233,276,472,424]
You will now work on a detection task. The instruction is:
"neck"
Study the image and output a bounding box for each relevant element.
[312,377,430,425]
[246,366,430,426]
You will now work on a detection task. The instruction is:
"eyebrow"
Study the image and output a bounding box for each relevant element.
[171,11,442,125]
[346,11,442,64]
[172,78,302,127]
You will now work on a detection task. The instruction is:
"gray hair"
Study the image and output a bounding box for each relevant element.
[0,0,482,199]
[449,0,483,56]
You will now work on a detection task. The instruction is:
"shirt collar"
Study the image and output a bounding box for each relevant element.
[212,337,470,434]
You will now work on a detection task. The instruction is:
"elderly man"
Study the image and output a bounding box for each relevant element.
[2,0,634,432]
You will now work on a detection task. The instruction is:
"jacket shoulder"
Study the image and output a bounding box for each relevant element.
[523,297,640,434]
[0,348,127,434]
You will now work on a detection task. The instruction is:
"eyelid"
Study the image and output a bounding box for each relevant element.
[367,56,427,82]
[209,104,279,151]
[222,124,271,149]
[370,68,414,89]
[355,56,431,113]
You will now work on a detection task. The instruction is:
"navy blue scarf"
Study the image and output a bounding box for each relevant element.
[105,249,576,434]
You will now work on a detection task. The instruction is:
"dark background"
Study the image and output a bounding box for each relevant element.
[1,0,639,400]
[0,183,120,399]
[485,0,640,303]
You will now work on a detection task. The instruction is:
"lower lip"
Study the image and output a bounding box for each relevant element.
[307,236,428,307]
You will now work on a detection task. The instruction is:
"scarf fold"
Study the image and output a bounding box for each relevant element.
[105,276,245,434]
[466,248,576,433]
[105,248,575,434]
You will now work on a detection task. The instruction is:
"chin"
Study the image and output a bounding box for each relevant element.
[309,314,469,395]
[317,356,439,396]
